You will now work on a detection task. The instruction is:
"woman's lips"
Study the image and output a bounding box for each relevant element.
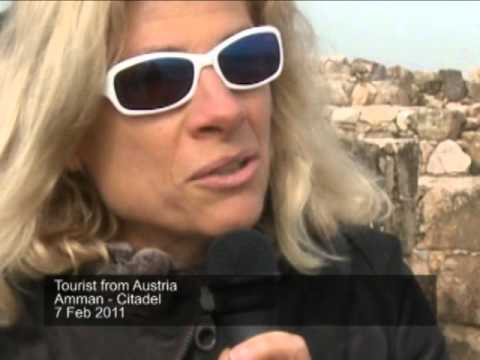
[188,150,257,181]
[189,155,259,190]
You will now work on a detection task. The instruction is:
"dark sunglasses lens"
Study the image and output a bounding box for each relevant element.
[114,58,194,111]
[219,32,280,86]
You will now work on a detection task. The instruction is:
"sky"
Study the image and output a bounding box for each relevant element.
[0,1,8,13]
[296,1,480,73]
[1,1,479,73]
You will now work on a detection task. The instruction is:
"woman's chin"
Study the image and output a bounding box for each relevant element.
[201,203,264,238]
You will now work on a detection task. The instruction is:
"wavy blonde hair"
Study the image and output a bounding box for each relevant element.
[0,1,390,325]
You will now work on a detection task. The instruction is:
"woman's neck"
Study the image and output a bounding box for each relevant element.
[111,221,210,270]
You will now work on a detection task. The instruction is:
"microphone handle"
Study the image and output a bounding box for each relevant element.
[215,309,276,346]
[221,324,274,345]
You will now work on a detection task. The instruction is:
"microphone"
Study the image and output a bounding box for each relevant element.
[205,229,279,346]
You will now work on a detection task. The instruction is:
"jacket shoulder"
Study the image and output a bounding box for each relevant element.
[340,224,405,274]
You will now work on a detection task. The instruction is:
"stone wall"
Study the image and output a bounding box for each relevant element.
[320,55,480,360]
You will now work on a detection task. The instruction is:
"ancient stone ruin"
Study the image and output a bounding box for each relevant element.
[321,55,480,360]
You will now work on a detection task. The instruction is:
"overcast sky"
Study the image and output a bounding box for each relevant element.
[1,1,479,73]
[0,1,8,12]
[296,1,480,73]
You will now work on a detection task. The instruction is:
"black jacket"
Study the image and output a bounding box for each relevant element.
[0,226,449,360]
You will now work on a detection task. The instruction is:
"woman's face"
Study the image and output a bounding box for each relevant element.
[78,1,272,254]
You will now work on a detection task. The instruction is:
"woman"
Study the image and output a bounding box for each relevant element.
[0,1,448,359]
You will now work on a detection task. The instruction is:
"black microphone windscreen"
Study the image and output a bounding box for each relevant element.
[204,229,279,336]
[206,229,278,276]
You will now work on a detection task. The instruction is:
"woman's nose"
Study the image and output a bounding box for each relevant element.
[185,67,245,139]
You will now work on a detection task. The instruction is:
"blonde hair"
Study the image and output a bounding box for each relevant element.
[0,1,391,325]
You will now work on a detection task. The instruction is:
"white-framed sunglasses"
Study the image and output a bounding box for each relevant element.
[104,25,284,117]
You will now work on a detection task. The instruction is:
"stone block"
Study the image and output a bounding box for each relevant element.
[396,109,416,131]
[461,131,480,174]
[372,81,411,106]
[324,76,355,106]
[408,249,431,275]
[351,83,377,106]
[319,55,351,75]
[417,176,480,251]
[465,117,480,131]
[446,102,469,116]
[466,68,480,83]
[467,103,480,118]
[350,58,387,81]
[330,107,360,132]
[437,255,480,326]
[443,324,480,360]
[419,140,436,174]
[466,81,480,102]
[352,138,419,254]
[414,70,442,95]
[422,94,444,109]
[359,138,420,199]
[439,69,467,102]
[387,65,414,85]
[385,198,417,253]
[410,108,465,141]
[357,105,402,129]
[347,138,382,175]
[426,140,471,175]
